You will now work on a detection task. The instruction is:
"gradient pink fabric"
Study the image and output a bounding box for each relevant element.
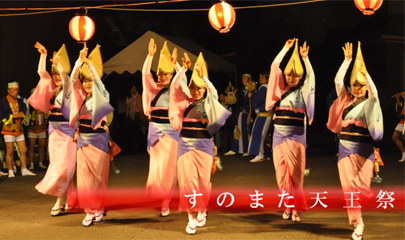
[338,153,374,225]
[35,129,76,197]
[168,72,188,132]
[265,62,290,111]
[146,134,178,200]
[142,72,162,117]
[273,139,308,212]
[69,77,87,128]
[177,149,213,212]
[28,72,59,113]
[76,144,110,213]
[327,89,355,133]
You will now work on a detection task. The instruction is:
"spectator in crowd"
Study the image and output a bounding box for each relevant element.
[0,81,36,177]
[125,84,147,153]
[28,88,48,170]
[392,92,405,162]
[224,73,252,156]
[248,72,274,162]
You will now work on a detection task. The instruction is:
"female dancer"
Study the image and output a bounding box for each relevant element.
[169,53,231,235]
[265,38,315,222]
[29,42,77,216]
[327,42,383,240]
[142,39,185,216]
[69,44,114,226]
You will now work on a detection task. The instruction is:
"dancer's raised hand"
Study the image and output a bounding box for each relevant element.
[148,38,157,56]
[35,42,47,55]
[50,51,59,66]
[300,41,310,58]
[79,42,89,63]
[182,53,191,69]
[285,38,296,49]
[342,42,353,59]
[195,62,204,78]
[171,47,178,65]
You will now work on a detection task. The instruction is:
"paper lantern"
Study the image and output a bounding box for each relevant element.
[208,1,236,33]
[69,15,95,42]
[354,0,383,15]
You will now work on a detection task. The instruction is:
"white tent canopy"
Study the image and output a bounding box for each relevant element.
[104,30,236,78]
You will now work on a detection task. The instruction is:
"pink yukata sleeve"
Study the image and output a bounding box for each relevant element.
[169,67,189,131]
[265,63,286,111]
[326,89,352,134]
[326,58,353,134]
[87,61,114,128]
[142,55,160,117]
[202,76,232,135]
[301,57,315,125]
[363,74,384,141]
[28,54,60,113]
[265,46,290,111]
[69,59,87,128]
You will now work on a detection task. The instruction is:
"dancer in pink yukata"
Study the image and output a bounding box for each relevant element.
[169,53,231,235]
[327,42,383,240]
[265,38,315,222]
[69,44,114,227]
[29,42,77,216]
[142,39,188,217]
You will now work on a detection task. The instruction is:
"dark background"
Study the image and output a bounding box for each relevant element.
[0,0,403,151]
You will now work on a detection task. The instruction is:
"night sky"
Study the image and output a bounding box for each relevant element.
[0,0,404,146]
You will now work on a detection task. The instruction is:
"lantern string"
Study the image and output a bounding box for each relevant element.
[236,0,326,9]
[0,0,326,16]
[0,0,187,16]
[0,9,69,17]
[100,0,327,11]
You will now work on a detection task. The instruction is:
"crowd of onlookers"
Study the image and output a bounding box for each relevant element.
[0,87,49,178]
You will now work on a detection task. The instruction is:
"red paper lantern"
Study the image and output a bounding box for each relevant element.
[354,0,383,15]
[208,1,236,33]
[69,15,95,42]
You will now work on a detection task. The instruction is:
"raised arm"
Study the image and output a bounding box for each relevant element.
[82,46,110,102]
[169,53,191,131]
[171,47,181,72]
[142,38,160,116]
[362,67,378,102]
[142,38,158,90]
[29,43,61,113]
[300,41,315,124]
[51,51,69,85]
[266,39,295,111]
[195,62,218,100]
[35,42,47,77]
[195,63,231,135]
[172,47,191,98]
[68,44,88,128]
[71,58,82,84]
[335,42,352,96]
[171,53,191,101]
[274,38,295,64]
